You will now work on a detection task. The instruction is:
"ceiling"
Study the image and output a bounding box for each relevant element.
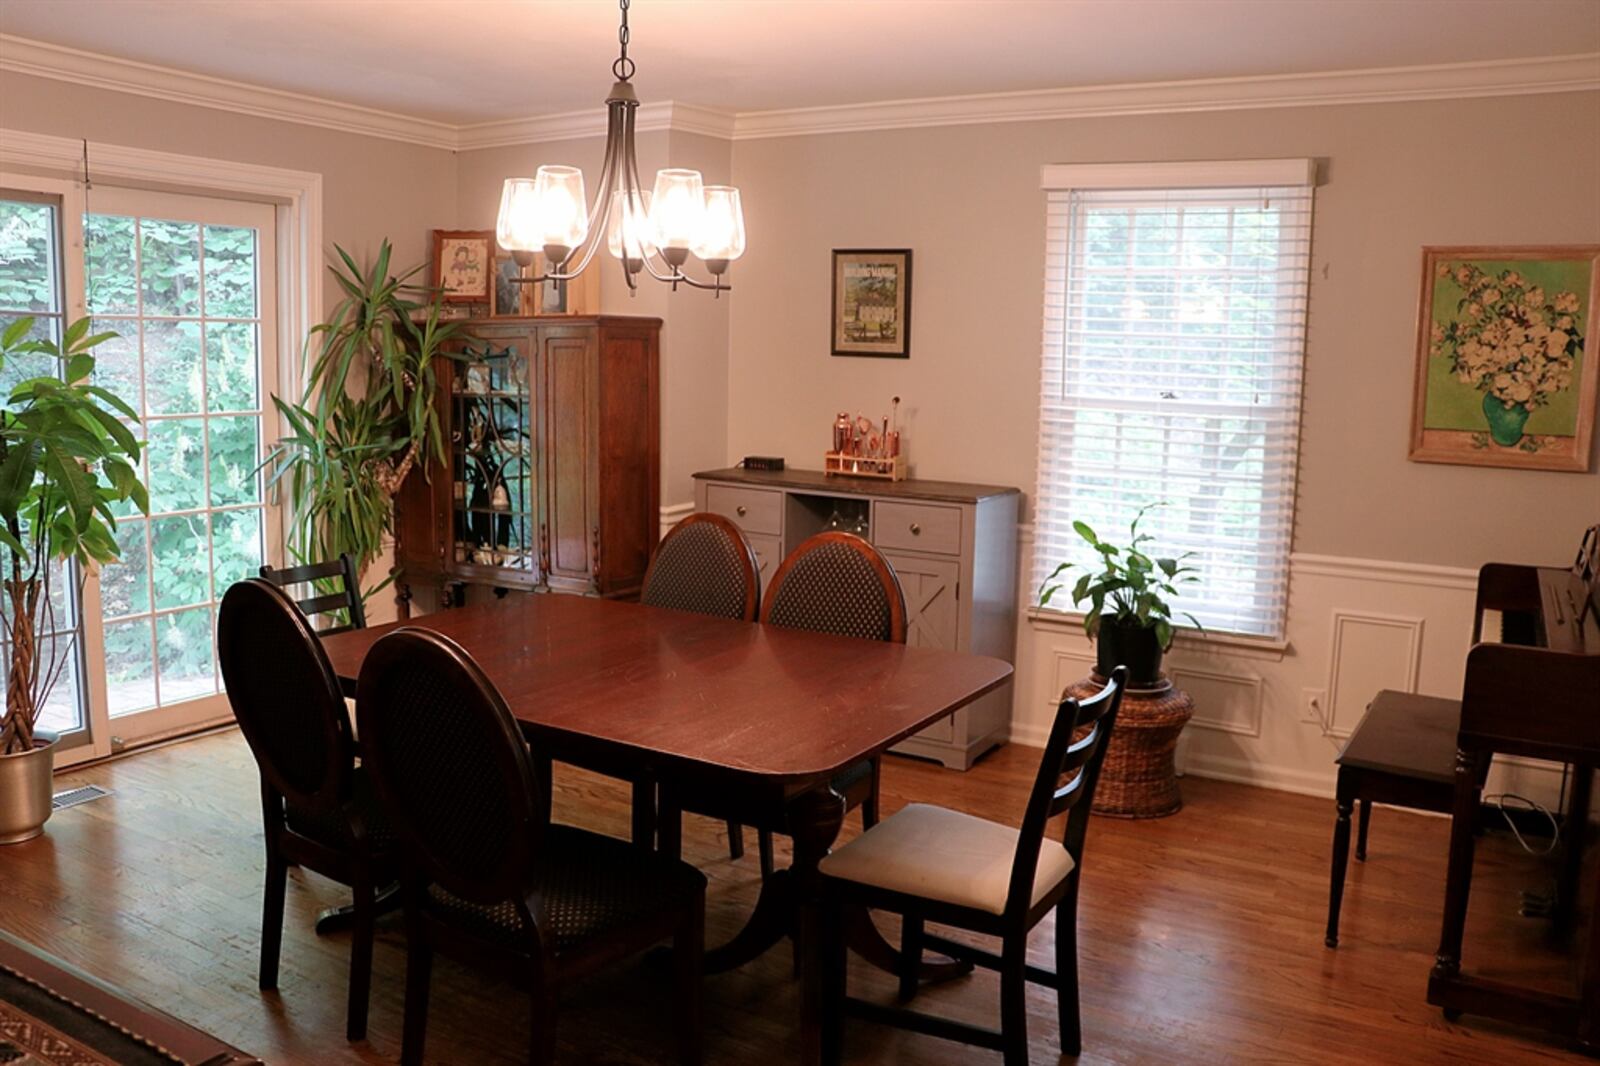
[1,0,1597,126]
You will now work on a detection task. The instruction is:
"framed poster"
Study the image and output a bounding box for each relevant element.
[832,249,912,358]
[492,255,534,316]
[1410,245,1599,472]
[432,229,493,304]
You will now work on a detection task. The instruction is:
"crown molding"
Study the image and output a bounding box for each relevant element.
[1,33,1595,151]
[0,33,459,149]
[730,52,1600,141]
[455,101,736,151]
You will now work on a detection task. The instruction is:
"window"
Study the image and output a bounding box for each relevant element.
[1032,161,1315,639]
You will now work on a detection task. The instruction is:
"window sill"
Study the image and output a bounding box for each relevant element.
[1025,607,1290,661]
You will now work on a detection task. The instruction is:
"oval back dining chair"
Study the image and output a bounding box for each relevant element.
[355,627,707,1066]
[661,531,907,879]
[814,666,1130,1065]
[216,578,397,1043]
[761,531,906,643]
[641,512,761,621]
[638,512,763,863]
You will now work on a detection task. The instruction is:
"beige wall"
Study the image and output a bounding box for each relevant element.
[726,91,1600,568]
[455,128,732,506]
[0,70,458,314]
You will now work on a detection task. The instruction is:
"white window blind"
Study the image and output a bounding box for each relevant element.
[1033,168,1314,639]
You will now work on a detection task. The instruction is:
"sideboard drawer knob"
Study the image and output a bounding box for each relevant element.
[910,523,921,535]
[736,505,747,517]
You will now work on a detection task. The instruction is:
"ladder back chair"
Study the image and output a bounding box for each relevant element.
[354,628,706,1066]
[216,578,398,1043]
[636,513,761,862]
[259,553,366,634]
[814,666,1129,1065]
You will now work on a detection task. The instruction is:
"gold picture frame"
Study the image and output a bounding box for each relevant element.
[1409,245,1600,472]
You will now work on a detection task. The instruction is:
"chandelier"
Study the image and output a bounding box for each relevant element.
[495,0,745,297]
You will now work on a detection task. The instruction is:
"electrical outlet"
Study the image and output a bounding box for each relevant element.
[1301,688,1328,728]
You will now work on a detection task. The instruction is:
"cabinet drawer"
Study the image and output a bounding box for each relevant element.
[873,501,961,556]
[705,484,783,536]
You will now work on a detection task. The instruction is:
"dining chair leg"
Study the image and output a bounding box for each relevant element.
[659,791,684,863]
[727,819,745,861]
[632,780,658,851]
[1000,936,1030,1066]
[898,914,923,1002]
[758,829,775,879]
[345,871,375,1042]
[399,929,433,1066]
[674,887,706,1065]
[1056,883,1082,1057]
[259,852,287,991]
[529,986,557,1066]
[819,895,847,1066]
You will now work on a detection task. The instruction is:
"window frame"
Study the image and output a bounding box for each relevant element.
[1031,159,1316,643]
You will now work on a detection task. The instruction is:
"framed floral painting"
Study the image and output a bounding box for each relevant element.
[1409,245,1600,472]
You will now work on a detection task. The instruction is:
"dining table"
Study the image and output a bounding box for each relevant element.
[318,591,1013,1061]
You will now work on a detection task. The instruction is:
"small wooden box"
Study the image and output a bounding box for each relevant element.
[823,452,906,481]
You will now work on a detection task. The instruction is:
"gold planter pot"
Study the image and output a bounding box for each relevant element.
[0,732,57,844]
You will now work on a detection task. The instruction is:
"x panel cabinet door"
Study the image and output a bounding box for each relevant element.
[880,552,961,743]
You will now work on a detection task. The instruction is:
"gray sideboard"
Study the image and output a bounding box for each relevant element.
[691,466,1020,770]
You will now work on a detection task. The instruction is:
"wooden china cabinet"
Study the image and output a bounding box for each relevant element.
[393,315,660,612]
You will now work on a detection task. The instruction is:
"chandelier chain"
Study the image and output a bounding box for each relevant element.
[613,0,635,82]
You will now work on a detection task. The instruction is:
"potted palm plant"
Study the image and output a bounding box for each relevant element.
[0,317,145,843]
[1038,504,1201,687]
[263,241,458,603]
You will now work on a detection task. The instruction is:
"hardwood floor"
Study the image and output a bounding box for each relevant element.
[4,729,1590,1064]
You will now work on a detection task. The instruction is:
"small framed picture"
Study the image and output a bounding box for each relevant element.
[492,255,534,317]
[532,253,600,316]
[832,249,912,358]
[433,229,493,304]
[1409,245,1599,472]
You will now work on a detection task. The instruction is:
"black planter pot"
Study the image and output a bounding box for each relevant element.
[1095,618,1165,687]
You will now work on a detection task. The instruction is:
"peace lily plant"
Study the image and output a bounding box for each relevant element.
[0,317,146,843]
[1038,504,1201,687]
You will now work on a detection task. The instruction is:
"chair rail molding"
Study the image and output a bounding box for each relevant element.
[4,33,1594,149]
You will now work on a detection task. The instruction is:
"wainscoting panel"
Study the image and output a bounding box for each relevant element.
[1324,611,1424,738]
[1010,543,1566,807]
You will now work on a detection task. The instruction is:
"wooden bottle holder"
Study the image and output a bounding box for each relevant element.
[823,452,906,481]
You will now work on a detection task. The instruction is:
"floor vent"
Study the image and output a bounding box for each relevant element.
[51,785,113,811]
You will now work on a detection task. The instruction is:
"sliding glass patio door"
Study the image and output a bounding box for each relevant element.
[0,175,283,761]
[81,187,281,748]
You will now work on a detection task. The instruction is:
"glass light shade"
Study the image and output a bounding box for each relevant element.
[531,165,589,249]
[495,177,541,253]
[649,169,705,251]
[692,186,746,262]
[606,190,657,260]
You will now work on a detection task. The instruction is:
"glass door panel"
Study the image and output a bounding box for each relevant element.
[0,191,91,751]
[81,188,277,742]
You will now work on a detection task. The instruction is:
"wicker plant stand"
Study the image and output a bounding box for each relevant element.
[1062,672,1194,818]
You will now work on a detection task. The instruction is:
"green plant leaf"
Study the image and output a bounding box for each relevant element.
[1072,520,1098,545]
[1,316,33,348]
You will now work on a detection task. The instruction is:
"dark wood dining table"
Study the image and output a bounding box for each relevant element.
[319,592,1012,1060]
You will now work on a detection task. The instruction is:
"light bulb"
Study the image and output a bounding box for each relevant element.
[532,165,589,250]
[649,169,705,253]
[496,177,541,255]
[606,189,656,261]
[693,186,746,262]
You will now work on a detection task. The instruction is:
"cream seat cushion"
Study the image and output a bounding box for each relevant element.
[818,803,1074,916]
